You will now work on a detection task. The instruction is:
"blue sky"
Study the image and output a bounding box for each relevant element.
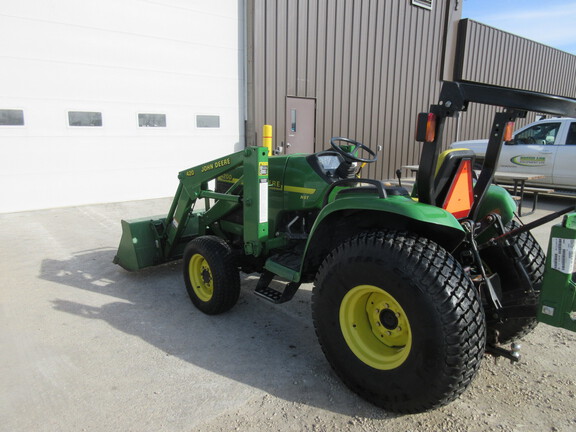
[462,0,576,55]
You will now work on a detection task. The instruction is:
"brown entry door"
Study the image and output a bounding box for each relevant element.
[285,97,315,154]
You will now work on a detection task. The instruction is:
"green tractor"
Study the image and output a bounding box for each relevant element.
[114,81,576,413]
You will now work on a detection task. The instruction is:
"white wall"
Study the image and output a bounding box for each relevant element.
[0,0,244,213]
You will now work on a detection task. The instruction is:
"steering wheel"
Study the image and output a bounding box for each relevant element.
[330,137,378,163]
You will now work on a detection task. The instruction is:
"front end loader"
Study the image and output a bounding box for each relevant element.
[114,81,576,413]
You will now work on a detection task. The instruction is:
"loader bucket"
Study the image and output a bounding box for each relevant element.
[113,216,166,271]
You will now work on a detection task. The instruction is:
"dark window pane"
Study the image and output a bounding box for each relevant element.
[291,109,297,132]
[567,123,576,145]
[138,113,166,127]
[0,109,24,126]
[514,122,560,145]
[196,115,220,128]
[68,111,102,127]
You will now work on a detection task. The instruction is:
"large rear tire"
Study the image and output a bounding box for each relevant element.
[312,231,486,413]
[481,220,545,343]
[183,236,240,315]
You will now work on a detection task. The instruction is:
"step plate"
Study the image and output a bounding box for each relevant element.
[255,286,285,304]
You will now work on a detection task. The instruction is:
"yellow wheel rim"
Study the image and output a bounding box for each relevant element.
[340,285,412,370]
[188,253,214,302]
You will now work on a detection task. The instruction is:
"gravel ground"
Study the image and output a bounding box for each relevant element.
[1,195,575,431]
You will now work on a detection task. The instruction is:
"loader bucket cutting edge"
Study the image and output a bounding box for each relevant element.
[113,216,166,271]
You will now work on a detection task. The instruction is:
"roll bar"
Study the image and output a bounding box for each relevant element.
[416,81,576,219]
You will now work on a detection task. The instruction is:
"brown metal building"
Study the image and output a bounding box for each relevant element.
[454,19,576,141]
[245,0,576,180]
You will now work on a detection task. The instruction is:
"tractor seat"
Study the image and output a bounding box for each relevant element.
[322,178,409,207]
[433,148,476,206]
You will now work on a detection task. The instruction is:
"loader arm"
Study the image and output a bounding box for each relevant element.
[114,147,269,271]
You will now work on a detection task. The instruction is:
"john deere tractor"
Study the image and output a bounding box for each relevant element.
[115,81,576,413]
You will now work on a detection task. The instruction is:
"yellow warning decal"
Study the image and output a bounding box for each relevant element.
[259,162,269,176]
[284,185,316,195]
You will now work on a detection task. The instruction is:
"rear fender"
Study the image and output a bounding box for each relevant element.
[473,185,518,243]
[474,184,517,224]
[299,196,466,280]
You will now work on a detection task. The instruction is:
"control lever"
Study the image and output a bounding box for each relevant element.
[395,169,402,188]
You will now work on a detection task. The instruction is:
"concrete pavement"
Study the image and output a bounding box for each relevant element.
[1,194,575,431]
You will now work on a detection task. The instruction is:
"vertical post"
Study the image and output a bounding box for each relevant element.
[263,124,273,155]
[244,0,256,147]
[416,105,447,206]
[243,146,269,256]
[470,110,521,220]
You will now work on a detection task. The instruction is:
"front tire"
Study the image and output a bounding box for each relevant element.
[183,236,240,315]
[312,231,486,413]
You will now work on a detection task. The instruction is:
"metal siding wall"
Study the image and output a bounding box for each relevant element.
[456,20,576,97]
[456,102,545,142]
[454,19,576,142]
[250,0,459,180]
[276,2,288,146]
[306,1,318,98]
[253,0,266,144]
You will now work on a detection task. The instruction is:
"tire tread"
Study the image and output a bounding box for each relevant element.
[312,230,486,413]
[183,235,240,315]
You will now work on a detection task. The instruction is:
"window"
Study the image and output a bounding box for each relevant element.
[290,109,297,132]
[138,113,166,127]
[68,111,102,127]
[412,0,433,10]
[514,122,561,145]
[196,115,220,128]
[0,109,24,126]
[567,122,576,145]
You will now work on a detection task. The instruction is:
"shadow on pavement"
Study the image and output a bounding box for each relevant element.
[39,248,394,420]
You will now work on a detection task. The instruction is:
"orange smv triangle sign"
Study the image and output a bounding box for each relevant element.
[442,159,474,219]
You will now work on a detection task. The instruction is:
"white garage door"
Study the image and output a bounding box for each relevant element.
[0,0,244,213]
